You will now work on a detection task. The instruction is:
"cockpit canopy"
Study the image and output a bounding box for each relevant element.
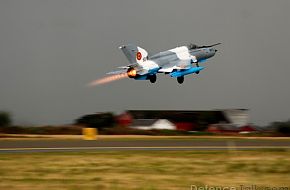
[187,43,198,50]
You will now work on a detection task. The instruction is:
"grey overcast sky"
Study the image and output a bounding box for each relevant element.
[0,0,290,126]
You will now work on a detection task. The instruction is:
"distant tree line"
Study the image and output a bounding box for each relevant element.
[2,109,290,137]
[75,112,115,129]
[0,111,11,127]
[269,120,290,136]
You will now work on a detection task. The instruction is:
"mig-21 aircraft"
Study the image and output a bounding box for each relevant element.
[107,43,220,84]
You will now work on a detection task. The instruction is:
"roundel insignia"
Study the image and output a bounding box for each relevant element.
[136,52,142,61]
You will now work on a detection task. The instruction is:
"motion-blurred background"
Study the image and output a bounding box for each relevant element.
[0,0,290,127]
[1,1,290,189]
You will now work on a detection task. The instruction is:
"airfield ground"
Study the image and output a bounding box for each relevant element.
[0,136,290,189]
[1,134,290,140]
[0,150,290,190]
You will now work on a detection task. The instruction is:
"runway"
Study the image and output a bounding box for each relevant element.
[1,138,290,153]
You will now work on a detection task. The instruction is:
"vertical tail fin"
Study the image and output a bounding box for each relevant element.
[119,44,148,64]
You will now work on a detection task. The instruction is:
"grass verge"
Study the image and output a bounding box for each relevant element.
[0,150,290,190]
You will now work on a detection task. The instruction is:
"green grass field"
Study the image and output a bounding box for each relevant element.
[0,150,290,190]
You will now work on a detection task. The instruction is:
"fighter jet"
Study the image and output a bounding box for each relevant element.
[107,43,220,84]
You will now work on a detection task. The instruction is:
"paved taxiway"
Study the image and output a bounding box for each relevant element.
[0,139,290,153]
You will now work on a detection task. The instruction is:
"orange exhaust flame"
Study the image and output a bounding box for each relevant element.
[88,73,128,86]
[127,69,137,78]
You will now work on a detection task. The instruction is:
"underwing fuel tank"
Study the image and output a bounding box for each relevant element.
[170,67,204,78]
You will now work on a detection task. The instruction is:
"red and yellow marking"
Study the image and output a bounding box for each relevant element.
[136,52,142,61]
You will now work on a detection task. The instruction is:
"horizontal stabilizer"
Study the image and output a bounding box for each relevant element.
[118,66,130,69]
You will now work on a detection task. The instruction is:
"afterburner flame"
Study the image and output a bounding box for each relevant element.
[127,69,137,78]
[88,73,128,86]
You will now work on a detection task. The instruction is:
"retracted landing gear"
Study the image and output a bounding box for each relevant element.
[177,76,184,84]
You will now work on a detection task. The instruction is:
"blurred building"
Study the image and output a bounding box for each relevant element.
[222,109,249,127]
[117,109,250,131]
[207,124,239,134]
[130,119,176,130]
[207,124,258,134]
